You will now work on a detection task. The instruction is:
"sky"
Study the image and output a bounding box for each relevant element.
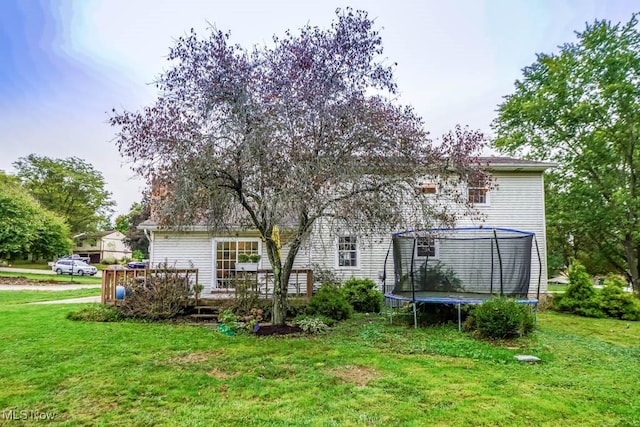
[0,0,638,217]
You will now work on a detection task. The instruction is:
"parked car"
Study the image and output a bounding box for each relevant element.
[59,254,91,263]
[53,259,98,276]
[127,260,148,269]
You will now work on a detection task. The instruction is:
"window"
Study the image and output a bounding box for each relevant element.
[416,237,437,258]
[214,239,261,289]
[417,182,437,195]
[337,236,358,268]
[468,187,489,205]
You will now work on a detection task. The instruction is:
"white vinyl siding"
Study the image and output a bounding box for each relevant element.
[457,172,549,294]
[148,171,549,296]
[150,232,213,290]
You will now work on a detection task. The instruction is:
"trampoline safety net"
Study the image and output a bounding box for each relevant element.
[392,227,534,297]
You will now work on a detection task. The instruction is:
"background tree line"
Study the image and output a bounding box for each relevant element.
[0,154,150,261]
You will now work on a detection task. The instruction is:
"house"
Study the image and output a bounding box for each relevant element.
[72,230,129,263]
[138,157,555,295]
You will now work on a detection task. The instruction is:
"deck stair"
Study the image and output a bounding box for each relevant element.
[189,304,220,321]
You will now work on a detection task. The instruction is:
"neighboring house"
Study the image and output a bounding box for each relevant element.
[73,230,129,263]
[138,157,554,295]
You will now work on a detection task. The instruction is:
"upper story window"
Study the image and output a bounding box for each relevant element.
[337,236,358,268]
[468,187,489,205]
[417,182,437,195]
[416,236,438,258]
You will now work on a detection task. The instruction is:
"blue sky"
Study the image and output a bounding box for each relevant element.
[0,0,637,216]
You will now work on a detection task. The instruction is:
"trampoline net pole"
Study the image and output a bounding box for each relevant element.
[493,228,504,296]
[410,237,417,306]
[534,235,542,300]
[410,236,417,328]
[490,238,494,295]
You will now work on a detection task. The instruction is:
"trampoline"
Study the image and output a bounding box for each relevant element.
[384,227,541,329]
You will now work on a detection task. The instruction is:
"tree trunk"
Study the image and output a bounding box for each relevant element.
[266,235,303,325]
[622,236,640,296]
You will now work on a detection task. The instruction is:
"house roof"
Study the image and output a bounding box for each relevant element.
[477,156,556,172]
[73,230,124,240]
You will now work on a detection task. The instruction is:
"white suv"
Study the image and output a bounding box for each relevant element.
[53,260,98,276]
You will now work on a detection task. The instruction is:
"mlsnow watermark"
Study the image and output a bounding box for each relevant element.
[2,409,57,421]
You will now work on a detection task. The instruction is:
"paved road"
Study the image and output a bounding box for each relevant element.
[0,266,102,278]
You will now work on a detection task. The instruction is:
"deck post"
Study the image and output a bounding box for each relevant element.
[306,269,313,298]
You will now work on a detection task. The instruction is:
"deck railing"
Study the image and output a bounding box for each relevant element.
[235,268,314,298]
[101,267,199,305]
[102,267,314,304]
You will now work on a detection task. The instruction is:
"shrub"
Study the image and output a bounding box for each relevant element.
[286,298,308,319]
[464,297,535,339]
[229,275,261,316]
[132,250,145,260]
[343,277,383,313]
[603,274,628,289]
[101,257,118,265]
[312,263,341,286]
[597,285,640,321]
[550,261,640,320]
[237,253,250,262]
[218,309,240,335]
[553,261,605,317]
[67,305,121,322]
[117,268,193,320]
[306,284,353,321]
[295,316,329,334]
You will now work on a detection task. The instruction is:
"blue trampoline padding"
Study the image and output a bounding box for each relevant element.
[385,293,538,306]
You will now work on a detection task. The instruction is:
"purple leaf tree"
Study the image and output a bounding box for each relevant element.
[111,8,486,324]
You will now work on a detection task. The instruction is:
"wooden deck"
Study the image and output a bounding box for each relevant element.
[101,267,314,305]
[101,267,199,305]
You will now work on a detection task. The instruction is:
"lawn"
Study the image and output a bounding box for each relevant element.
[3,261,52,270]
[0,271,101,284]
[0,294,638,426]
[0,289,101,305]
[547,284,567,293]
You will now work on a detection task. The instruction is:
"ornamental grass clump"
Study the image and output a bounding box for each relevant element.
[67,305,121,322]
[118,269,192,320]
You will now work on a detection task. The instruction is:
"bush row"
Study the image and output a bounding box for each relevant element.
[306,278,384,321]
[553,262,640,320]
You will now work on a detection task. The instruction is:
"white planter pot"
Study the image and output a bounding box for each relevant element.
[235,263,259,272]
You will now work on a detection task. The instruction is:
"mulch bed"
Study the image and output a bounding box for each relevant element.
[0,277,59,285]
[255,324,303,336]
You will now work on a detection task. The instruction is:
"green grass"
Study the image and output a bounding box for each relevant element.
[0,271,101,284]
[0,296,638,426]
[0,289,101,305]
[547,284,568,293]
[4,261,52,270]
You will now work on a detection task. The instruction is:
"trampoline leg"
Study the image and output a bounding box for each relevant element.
[457,304,461,332]
[413,303,417,329]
